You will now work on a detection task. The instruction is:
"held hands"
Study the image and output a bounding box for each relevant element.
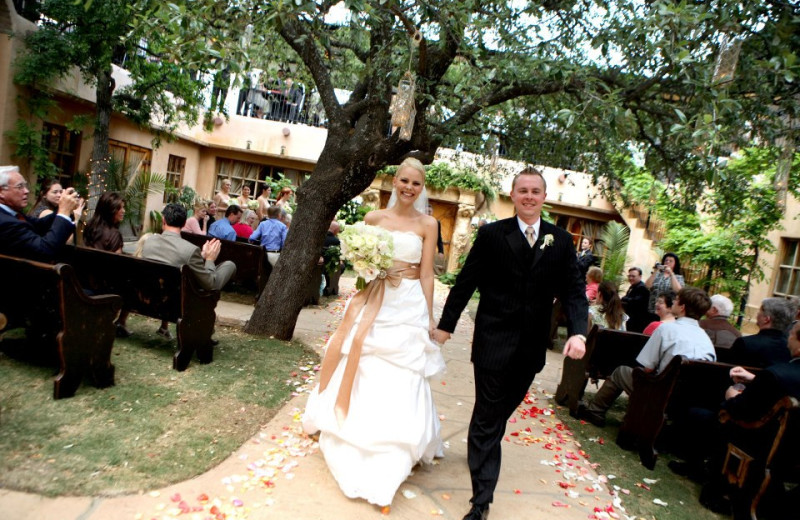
[563,335,586,360]
[202,238,222,262]
[430,328,451,345]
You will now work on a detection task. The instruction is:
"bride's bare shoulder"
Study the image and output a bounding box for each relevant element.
[364,210,387,225]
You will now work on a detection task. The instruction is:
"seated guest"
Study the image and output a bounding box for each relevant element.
[142,204,236,292]
[234,209,257,239]
[643,291,677,336]
[142,204,236,339]
[250,205,287,267]
[0,165,82,261]
[182,200,209,235]
[700,294,742,354]
[718,297,792,368]
[28,179,62,218]
[585,266,603,303]
[208,204,242,241]
[589,281,628,331]
[675,322,800,515]
[621,267,651,333]
[205,201,217,232]
[579,287,714,427]
[83,192,125,253]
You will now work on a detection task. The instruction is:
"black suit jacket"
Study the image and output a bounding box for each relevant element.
[438,218,588,373]
[0,209,74,262]
[723,359,800,422]
[718,328,790,368]
[621,281,651,333]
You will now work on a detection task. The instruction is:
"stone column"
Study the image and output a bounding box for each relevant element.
[448,203,475,273]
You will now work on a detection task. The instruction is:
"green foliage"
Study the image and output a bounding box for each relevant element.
[598,222,630,288]
[147,210,163,234]
[322,245,341,277]
[337,199,370,224]
[102,157,166,235]
[5,119,58,178]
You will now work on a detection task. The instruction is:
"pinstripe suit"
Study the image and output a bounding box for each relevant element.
[438,217,588,505]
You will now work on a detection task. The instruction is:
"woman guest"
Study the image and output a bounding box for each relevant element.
[585,266,603,303]
[28,179,63,218]
[205,201,217,231]
[256,185,272,220]
[83,191,125,253]
[303,157,444,511]
[589,281,628,331]
[643,291,677,336]
[234,209,257,238]
[576,237,596,279]
[213,178,234,219]
[645,252,685,313]
[182,200,209,235]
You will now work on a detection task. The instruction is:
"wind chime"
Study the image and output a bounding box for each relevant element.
[389,30,421,141]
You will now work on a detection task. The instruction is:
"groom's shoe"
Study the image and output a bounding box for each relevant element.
[462,503,489,520]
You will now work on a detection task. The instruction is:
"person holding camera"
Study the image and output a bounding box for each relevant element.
[645,252,685,314]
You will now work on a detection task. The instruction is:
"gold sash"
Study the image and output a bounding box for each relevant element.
[317,260,421,424]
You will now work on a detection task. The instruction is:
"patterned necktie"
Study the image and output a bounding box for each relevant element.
[525,225,535,247]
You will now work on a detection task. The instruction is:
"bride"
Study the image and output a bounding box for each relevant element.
[303,157,446,509]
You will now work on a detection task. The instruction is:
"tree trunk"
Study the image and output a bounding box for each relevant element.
[89,66,114,213]
[244,144,381,339]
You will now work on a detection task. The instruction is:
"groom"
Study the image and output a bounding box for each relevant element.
[432,167,588,520]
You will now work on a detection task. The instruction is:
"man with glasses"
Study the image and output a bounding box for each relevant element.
[0,165,81,261]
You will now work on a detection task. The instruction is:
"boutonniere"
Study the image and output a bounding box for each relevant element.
[540,234,554,250]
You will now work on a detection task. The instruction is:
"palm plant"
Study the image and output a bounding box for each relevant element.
[103,157,166,236]
[599,221,630,288]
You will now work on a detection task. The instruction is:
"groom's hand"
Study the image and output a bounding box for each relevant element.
[563,335,586,360]
[430,328,451,344]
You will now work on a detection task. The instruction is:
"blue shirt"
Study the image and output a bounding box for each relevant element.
[208,217,236,241]
[636,317,715,373]
[250,219,287,251]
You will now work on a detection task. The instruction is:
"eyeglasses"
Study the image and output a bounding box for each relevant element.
[2,182,28,191]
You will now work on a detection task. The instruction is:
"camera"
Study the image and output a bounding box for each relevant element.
[655,263,665,272]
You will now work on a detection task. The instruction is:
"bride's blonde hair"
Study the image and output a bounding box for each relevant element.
[388,158,428,212]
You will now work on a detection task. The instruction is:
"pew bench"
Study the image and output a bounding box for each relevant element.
[181,232,270,294]
[618,357,762,469]
[58,246,219,371]
[555,325,650,415]
[0,253,121,398]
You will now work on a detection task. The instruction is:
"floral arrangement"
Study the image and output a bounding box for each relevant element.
[540,233,554,250]
[339,222,394,290]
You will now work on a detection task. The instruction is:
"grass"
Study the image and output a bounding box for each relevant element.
[0,315,317,497]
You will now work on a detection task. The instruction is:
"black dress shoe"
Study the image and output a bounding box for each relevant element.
[462,503,489,520]
[576,402,606,427]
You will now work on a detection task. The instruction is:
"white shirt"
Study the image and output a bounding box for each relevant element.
[636,316,716,373]
[516,216,541,243]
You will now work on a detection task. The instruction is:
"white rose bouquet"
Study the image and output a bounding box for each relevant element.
[339,222,394,290]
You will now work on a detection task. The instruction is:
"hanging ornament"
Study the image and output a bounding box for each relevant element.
[390,71,417,141]
[713,35,742,85]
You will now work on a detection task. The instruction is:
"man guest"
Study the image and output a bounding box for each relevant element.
[250,205,287,267]
[208,204,242,241]
[142,203,236,291]
[700,294,742,354]
[0,166,82,261]
[432,167,588,520]
[621,267,651,333]
[718,297,792,368]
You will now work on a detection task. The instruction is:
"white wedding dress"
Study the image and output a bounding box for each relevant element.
[303,230,446,506]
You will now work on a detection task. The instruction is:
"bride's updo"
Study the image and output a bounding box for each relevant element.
[388,158,428,212]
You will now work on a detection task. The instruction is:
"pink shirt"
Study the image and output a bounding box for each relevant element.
[182,217,205,235]
[585,282,599,302]
[643,321,663,336]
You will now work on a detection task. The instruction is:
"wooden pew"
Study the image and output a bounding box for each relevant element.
[618,357,762,469]
[555,325,650,415]
[720,396,800,519]
[58,246,219,371]
[0,253,121,399]
[180,231,270,294]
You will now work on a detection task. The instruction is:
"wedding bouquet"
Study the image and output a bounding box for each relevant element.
[339,222,394,290]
